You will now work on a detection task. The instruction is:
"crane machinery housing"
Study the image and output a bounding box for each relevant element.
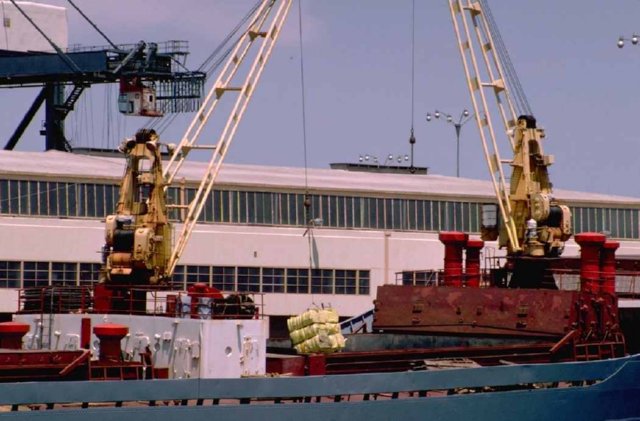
[448,0,572,287]
[100,0,292,313]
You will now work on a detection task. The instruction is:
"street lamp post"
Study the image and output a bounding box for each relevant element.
[426,109,473,177]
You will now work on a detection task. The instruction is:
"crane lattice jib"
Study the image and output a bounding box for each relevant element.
[448,0,521,253]
[163,0,293,276]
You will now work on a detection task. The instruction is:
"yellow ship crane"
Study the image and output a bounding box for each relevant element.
[102,0,293,294]
[448,0,571,258]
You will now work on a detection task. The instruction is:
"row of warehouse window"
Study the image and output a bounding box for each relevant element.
[0,261,370,295]
[0,179,638,239]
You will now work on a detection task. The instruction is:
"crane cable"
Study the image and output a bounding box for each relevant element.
[142,0,266,134]
[198,0,264,77]
[478,0,532,116]
[409,0,416,148]
[296,0,315,292]
[66,0,117,50]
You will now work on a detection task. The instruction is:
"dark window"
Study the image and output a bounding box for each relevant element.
[0,261,20,288]
[237,267,260,292]
[213,266,236,291]
[79,263,101,284]
[29,181,39,216]
[38,181,48,216]
[295,194,306,226]
[408,199,416,230]
[186,265,210,286]
[19,181,29,214]
[9,180,19,214]
[94,184,105,218]
[286,268,309,293]
[51,262,77,286]
[211,190,221,223]
[0,180,8,214]
[352,197,361,228]
[358,270,370,295]
[23,261,49,288]
[239,191,248,223]
[68,183,77,216]
[311,269,333,294]
[167,187,180,221]
[335,269,357,294]
[262,268,284,293]
[401,270,438,286]
[86,184,96,217]
[172,265,185,290]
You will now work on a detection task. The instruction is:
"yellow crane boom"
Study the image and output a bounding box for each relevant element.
[102,0,293,287]
[448,0,571,257]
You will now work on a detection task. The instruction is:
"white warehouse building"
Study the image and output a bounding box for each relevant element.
[1,149,640,334]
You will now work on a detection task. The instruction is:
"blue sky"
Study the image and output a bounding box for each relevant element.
[5,1,640,197]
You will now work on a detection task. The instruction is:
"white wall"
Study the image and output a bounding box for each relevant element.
[0,2,67,52]
[3,216,640,317]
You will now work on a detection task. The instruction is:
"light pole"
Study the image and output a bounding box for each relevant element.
[426,109,473,177]
[617,34,639,48]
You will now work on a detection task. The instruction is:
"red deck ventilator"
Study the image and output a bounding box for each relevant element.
[0,322,29,350]
[439,232,468,287]
[465,239,484,288]
[601,240,620,295]
[575,233,606,293]
[93,323,129,362]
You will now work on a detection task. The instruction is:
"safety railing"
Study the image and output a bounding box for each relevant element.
[17,286,264,319]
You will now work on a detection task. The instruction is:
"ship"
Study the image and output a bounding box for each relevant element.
[0,0,639,420]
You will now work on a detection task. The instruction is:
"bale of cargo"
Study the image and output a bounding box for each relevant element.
[294,332,346,354]
[289,322,340,345]
[286,308,339,332]
[287,307,344,354]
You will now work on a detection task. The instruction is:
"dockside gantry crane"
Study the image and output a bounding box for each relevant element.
[448,0,572,265]
[101,0,292,308]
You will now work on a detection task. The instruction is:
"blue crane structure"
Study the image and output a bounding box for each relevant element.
[0,1,205,152]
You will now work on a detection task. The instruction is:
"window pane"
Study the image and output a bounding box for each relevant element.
[286,268,309,293]
[79,263,102,284]
[358,270,370,295]
[237,267,260,292]
[0,261,21,288]
[172,265,185,290]
[0,180,8,214]
[51,262,77,286]
[28,181,39,215]
[23,261,49,288]
[19,180,29,214]
[9,180,19,214]
[67,183,77,217]
[311,269,333,294]
[262,268,284,293]
[239,191,248,223]
[37,181,48,216]
[94,184,105,218]
[213,266,236,291]
[186,265,210,286]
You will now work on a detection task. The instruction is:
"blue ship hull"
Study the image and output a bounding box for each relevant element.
[0,355,639,420]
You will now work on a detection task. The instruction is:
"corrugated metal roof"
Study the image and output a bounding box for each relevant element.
[0,150,638,206]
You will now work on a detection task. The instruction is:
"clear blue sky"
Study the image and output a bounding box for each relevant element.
[4,1,640,197]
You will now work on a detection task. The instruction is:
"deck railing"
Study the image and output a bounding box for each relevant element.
[17,286,264,319]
